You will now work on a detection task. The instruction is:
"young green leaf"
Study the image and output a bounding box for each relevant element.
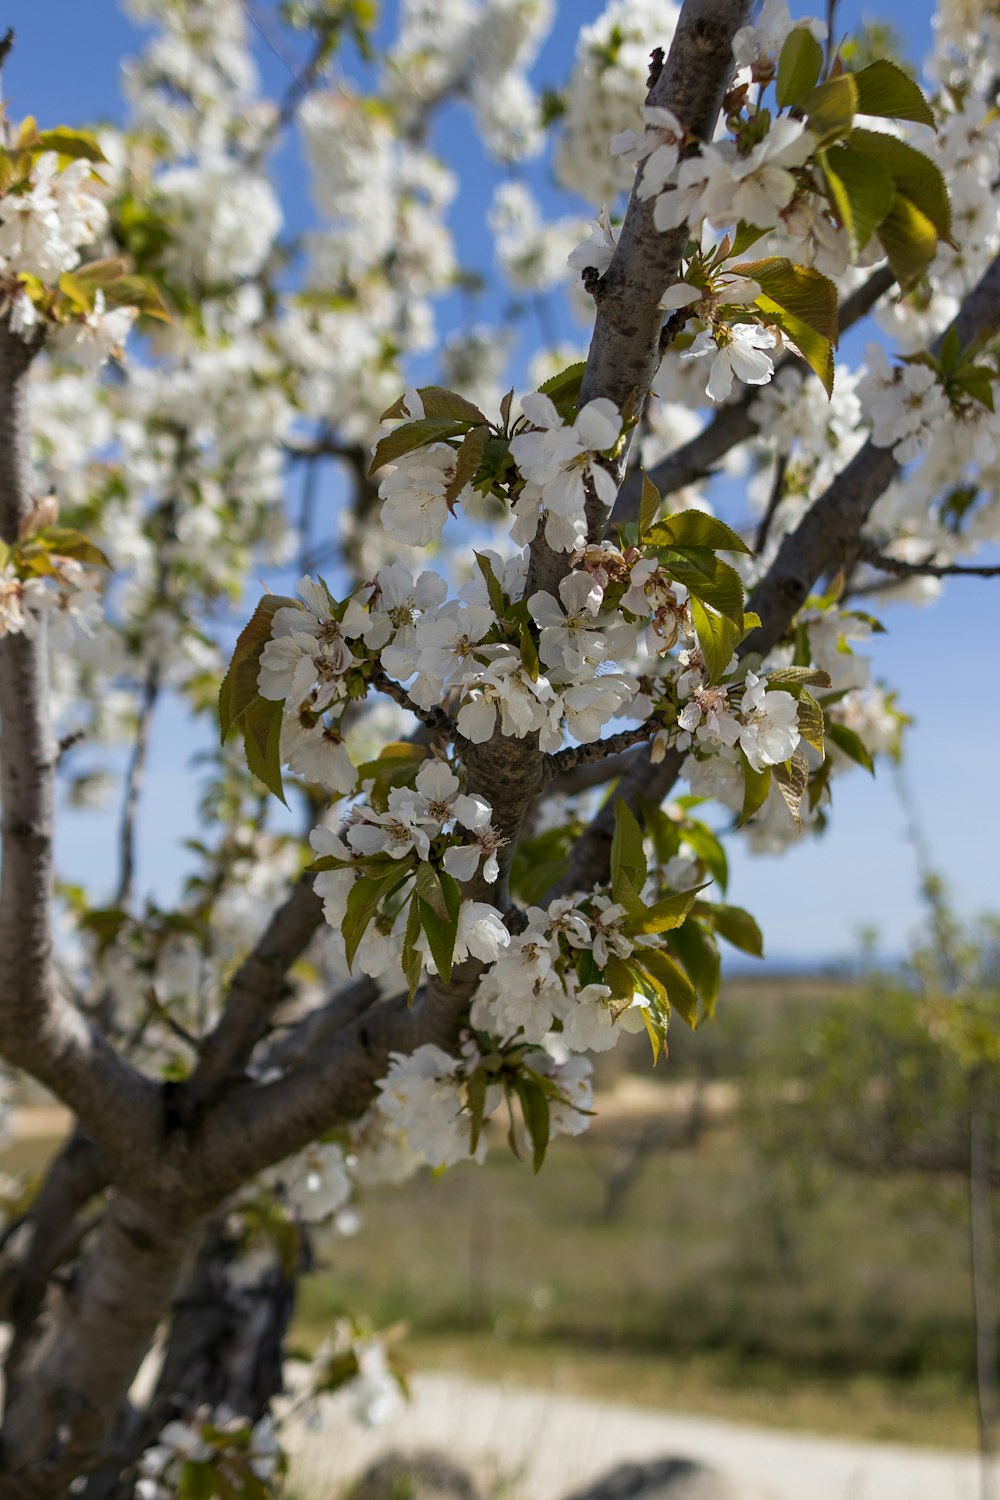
[851,60,935,127]
[240,695,287,806]
[344,871,399,972]
[801,73,858,143]
[624,884,703,936]
[827,719,876,773]
[821,143,893,257]
[638,470,661,538]
[219,594,301,743]
[876,193,939,291]
[611,798,647,898]
[739,757,772,826]
[772,748,810,824]
[776,27,824,108]
[368,417,468,477]
[646,511,752,555]
[690,597,741,684]
[699,901,764,957]
[640,948,699,1028]
[795,689,825,754]
[669,919,721,1014]
[418,897,457,982]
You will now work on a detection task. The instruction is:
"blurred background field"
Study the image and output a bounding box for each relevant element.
[290,960,998,1451]
[4,958,993,1458]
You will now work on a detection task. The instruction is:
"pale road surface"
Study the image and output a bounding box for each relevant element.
[286,1371,985,1500]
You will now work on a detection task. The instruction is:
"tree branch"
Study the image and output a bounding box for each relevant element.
[0,323,162,1178]
[553,249,1000,896]
[857,543,1000,579]
[368,664,456,737]
[542,719,661,781]
[529,0,753,599]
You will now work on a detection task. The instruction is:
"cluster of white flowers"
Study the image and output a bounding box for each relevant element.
[678,669,801,773]
[857,344,951,464]
[471,894,655,1051]
[509,392,623,550]
[0,554,105,646]
[554,0,681,204]
[375,1039,593,1169]
[137,1409,281,1500]
[388,0,554,162]
[0,153,107,284]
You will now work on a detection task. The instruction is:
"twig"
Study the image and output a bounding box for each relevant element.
[754,451,789,555]
[114,660,161,909]
[543,719,661,781]
[368,664,455,738]
[859,542,1000,579]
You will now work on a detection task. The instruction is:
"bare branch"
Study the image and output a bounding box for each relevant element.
[542,719,662,781]
[114,659,161,908]
[857,543,1000,580]
[368,663,456,738]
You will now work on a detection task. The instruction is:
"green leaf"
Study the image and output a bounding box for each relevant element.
[241,695,287,805]
[32,526,111,568]
[611,798,647,899]
[827,718,876,774]
[679,820,729,893]
[737,258,839,345]
[848,129,951,239]
[219,594,300,742]
[876,192,939,291]
[821,143,893,257]
[851,60,935,127]
[102,273,171,322]
[536,361,587,419]
[700,901,764,957]
[418,897,456,982]
[515,1075,550,1173]
[659,549,745,623]
[603,954,638,1004]
[446,424,492,504]
[646,511,752,556]
[764,666,833,691]
[402,894,423,1002]
[669,919,721,1014]
[641,948,699,1028]
[344,871,397,971]
[624,885,703,936]
[475,552,507,619]
[690,597,741,685]
[638,471,660,538]
[776,27,825,108]
[519,620,540,681]
[739,757,772,826]
[368,417,468,477]
[35,127,108,162]
[413,386,487,424]
[772,748,811,825]
[355,741,428,811]
[756,295,835,395]
[796,689,825,755]
[802,73,858,143]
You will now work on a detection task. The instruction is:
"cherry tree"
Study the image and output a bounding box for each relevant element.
[0,0,998,1493]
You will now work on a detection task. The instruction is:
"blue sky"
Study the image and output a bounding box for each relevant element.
[7,0,998,965]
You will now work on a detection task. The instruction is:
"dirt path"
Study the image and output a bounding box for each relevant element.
[286,1371,983,1499]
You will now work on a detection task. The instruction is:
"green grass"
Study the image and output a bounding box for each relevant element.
[293,1112,983,1448]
